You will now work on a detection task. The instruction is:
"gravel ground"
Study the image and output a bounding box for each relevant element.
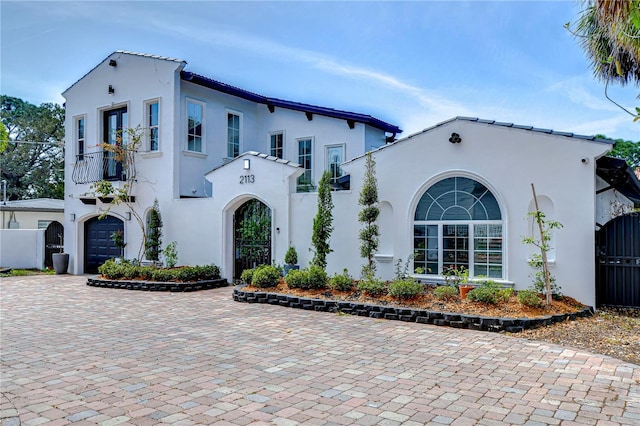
[517,307,640,365]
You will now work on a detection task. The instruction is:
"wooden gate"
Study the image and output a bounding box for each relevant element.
[596,212,640,308]
[45,221,64,268]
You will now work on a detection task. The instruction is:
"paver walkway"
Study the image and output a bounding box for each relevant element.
[1,275,638,425]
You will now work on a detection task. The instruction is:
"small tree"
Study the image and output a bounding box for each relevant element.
[311,171,334,268]
[358,153,380,278]
[145,199,163,263]
[522,184,564,306]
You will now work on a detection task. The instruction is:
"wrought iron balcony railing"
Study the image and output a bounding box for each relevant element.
[72,151,132,184]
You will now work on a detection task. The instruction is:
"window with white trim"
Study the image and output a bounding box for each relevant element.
[76,116,85,160]
[227,112,240,158]
[146,100,159,151]
[186,99,204,153]
[297,138,313,191]
[413,176,503,278]
[270,132,284,159]
[326,144,344,184]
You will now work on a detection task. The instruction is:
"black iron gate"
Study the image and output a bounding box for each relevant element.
[45,221,64,268]
[596,212,640,308]
[234,199,271,279]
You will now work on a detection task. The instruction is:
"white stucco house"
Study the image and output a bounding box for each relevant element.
[63,50,639,308]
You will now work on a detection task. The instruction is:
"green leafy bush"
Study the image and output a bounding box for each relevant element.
[467,280,510,305]
[241,268,255,284]
[387,279,423,299]
[251,265,280,288]
[434,285,458,300]
[285,268,307,289]
[284,246,298,265]
[307,265,328,290]
[357,277,386,296]
[518,290,543,308]
[151,268,174,282]
[329,269,354,292]
[98,259,220,282]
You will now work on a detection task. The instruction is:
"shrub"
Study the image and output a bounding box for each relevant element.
[151,268,174,282]
[329,269,354,292]
[388,279,423,299]
[467,280,510,305]
[307,265,328,290]
[434,285,458,300]
[192,264,220,280]
[518,290,543,308]
[99,260,221,283]
[285,268,308,289]
[241,268,255,285]
[98,259,123,278]
[357,277,386,296]
[284,246,298,265]
[252,265,280,288]
[176,267,199,282]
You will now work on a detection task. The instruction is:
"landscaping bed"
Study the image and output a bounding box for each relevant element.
[233,282,592,333]
[88,259,227,292]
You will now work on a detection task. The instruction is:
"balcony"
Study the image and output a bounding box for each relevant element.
[72,151,134,184]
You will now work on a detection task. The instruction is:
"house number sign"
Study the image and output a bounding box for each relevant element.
[239,174,255,184]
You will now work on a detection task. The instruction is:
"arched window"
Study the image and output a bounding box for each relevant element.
[413,177,503,278]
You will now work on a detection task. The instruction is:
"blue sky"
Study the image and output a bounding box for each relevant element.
[1,0,638,141]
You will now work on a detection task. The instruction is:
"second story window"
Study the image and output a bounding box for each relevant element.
[270,132,283,159]
[76,116,85,160]
[297,138,313,191]
[147,101,159,151]
[326,145,344,184]
[227,112,240,158]
[187,100,204,153]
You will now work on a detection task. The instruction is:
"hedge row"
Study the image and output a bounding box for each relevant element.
[98,259,220,282]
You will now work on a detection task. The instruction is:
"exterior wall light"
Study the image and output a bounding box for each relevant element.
[449,132,462,144]
[108,85,115,95]
[70,214,76,222]
[243,159,250,170]
[109,59,117,67]
[125,212,131,221]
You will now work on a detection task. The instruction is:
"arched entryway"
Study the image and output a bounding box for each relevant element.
[596,212,640,308]
[44,221,64,268]
[84,215,124,273]
[233,199,272,279]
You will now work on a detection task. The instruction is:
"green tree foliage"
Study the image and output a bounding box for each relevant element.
[0,122,8,153]
[567,1,640,121]
[570,0,640,85]
[0,95,65,200]
[145,199,163,262]
[311,171,334,268]
[597,134,640,167]
[358,153,380,278]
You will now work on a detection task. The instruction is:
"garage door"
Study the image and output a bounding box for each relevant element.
[85,216,124,273]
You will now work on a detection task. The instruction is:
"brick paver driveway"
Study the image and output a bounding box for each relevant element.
[1,275,639,425]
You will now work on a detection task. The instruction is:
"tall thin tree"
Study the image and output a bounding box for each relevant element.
[311,170,334,268]
[358,153,380,278]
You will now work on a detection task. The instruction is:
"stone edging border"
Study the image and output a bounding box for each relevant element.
[232,284,593,333]
[87,277,228,292]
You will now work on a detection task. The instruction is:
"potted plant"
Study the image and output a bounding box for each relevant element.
[52,233,69,274]
[442,265,474,299]
[283,246,299,276]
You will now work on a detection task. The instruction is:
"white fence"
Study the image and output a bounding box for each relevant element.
[0,229,45,269]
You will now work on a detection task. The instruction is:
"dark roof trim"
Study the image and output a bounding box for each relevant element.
[181,71,402,135]
[596,156,640,203]
[343,116,616,166]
